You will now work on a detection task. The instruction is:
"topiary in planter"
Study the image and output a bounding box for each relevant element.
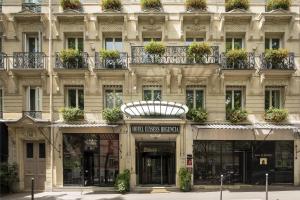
[141,0,162,11]
[115,169,130,194]
[144,40,166,55]
[100,49,120,60]
[60,0,82,10]
[185,0,207,11]
[226,109,248,123]
[225,0,249,12]
[179,168,192,192]
[264,48,288,68]
[60,107,84,122]
[187,42,211,63]
[265,108,288,123]
[225,49,248,68]
[187,108,208,123]
[102,0,122,11]
[103,107,123,124]
[266,0,291,11]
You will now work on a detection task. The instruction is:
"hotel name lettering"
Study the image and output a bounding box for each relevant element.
[131,125,180,134]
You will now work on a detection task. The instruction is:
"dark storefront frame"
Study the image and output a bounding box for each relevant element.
[193,140,294,185]
[63,133,119,186]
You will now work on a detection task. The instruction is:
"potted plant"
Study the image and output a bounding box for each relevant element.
[185,0,207,11]
[100,49,120,60]
[60,0,82,10]
[115,169,130,194]
[187,108,208,123]
[225,0,249,12]
[225,49,248,69]
[141,0,162,11]
[187,42,211,63]
[60,107,84,122]
[266,0,291,11]
[144,40,166,55]
[264,48,288,69]
[226,108,248,123]
[0,162,19,193]
[103,107,123,124]
[179,167,192,192]
[265,108,288,123]
[102,0,122,11]
[59,49,82,68]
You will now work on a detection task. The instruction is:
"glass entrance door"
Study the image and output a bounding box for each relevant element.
[142,153,162,184]
[83,151,94,186]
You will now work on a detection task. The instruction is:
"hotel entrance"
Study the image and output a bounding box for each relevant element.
[136,142,176,185]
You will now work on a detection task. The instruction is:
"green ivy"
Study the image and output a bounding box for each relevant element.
[60,0,81,10]
[187,42,211,63]
[102,0,122,11]
[226,109,248,123]
[225,0,249,12]
[141,0,162,11]
[187,108,208,123]
[179,167,191,192]
[100,49,120,60]
[265,108,288,123]
[103,107,123,124]
[144,40,166,55]
[0,162,19,193]
[185,0,207,11]
[60,107,84,122]
[266,0,291,11]
[115,169,130,193]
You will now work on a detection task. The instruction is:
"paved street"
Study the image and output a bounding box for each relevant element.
[2,189,300,200]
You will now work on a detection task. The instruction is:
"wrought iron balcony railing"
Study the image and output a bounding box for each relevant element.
[220,52,255,70]
[13,52,46,69]
[260,52,295,70]
[22,2,41,13]
[23,111,42,119]
[95,52,128,69]
[0,52,7,69]
[131,46,219,65]
[55,52,89,69]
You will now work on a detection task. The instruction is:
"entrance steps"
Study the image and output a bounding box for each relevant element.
[134,186,178,193]
[52,186,116,193]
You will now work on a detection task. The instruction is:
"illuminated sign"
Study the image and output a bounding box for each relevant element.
[131,125,180,134]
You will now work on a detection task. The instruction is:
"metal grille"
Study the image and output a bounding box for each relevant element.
[13,52,46,69]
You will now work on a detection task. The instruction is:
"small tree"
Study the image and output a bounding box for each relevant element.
[115,169,130,194]
[179,167,192,192]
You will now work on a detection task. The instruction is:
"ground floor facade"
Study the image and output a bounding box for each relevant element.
[3,117,300,191]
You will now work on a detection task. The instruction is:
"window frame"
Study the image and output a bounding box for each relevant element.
[225,87,245,110]
[26,86,42,112]
[65,86,84,110]
[24,32,42,52]
[265,38,281,50]
[225,37,244,51]
[185,37,205,46]
[104,37,123,51]
[143,86,162,101]
[265,87,283,110]
[185,86,205,109]
[104,86,123,109]
[66,37,84,51]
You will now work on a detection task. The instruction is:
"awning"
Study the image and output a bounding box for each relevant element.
[121,101,188,118]
[52,122,119,128]
[195,123,298,131]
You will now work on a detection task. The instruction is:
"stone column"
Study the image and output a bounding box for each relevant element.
[294,139,300,186]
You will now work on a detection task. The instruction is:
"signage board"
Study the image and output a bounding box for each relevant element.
[131,125,180,134]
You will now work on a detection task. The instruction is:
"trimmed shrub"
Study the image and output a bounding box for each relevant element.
[59,49,81,63]
[60,0,81,10]
[227,109,248,123]
[187,108,208,123]
[179,168,192,192]
[115,169,130,193]
[0,162,19,193]
[225,0,249,12]
[100,49,120,60]
[265,108,288,122]
[60,107,84,122]
[187,42,211,63]
[185,0,207,11]
[102,0,122,11]
[225,49,248,68]
[141,0,162,11]
[266,0,291,11]
[144,40,166,55]
[103,107,123,123]
[264,48,288,67]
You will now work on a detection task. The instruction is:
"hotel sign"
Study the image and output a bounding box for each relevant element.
[131,125,180,134]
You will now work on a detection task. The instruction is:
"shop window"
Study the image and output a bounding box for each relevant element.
[39,143,45,158]
[265,38,280,50]
[225,87,244,111]
[65,86,84,110]
[26,86,42,112]
[104,38,123,51]
[104,86,123,109]
[226,37,243,51]
[143,86,162,101]
[66,37,83,52]
[186,87,205,109]
[26,143,34,158]
[265,87,283,110]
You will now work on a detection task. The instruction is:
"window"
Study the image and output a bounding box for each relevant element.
[185,37,204,45]
[26,86,42,111]
[226,37,243,51]
[26,143,34,158]
[226,87,244,110]
[265,87,283,110]
[67,37,83,52]
[65,86,84,110]
[39,143,45,158]
[24,33,41,52]
[143,38,161,44]
[143,86,162,101]
[265,38,280,50]
[105,38,123,51]
[186,87,205,109]
[104,86,123,109]
[0,88,3,117]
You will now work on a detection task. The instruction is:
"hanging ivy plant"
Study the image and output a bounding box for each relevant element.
[226,108,248,123]
[187,108,208,123]
[60,107,84,122]
[103,107,123,124]
[265,108,288,123]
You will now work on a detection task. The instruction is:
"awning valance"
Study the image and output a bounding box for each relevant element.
[51,122,119,128]
[195,123,298,131]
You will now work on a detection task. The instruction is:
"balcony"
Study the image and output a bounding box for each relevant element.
[13,52,46,69]
[260,52,295,70]
[23,111,42,119]
[220,52,255,70]
[22,1,41,13]
[131,46,219,65]
[95,52,128,69]
[55,52,89,69]
[0,52,7,70]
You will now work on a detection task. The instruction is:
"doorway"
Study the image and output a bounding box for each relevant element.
[83,151,94,186]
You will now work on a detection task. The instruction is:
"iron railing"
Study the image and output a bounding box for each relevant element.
[23,111,42,119]
[220,52,255,70]
[131,46,219,65]
[95,52,128,69]
[260,52,295,70]
[13,52,46,69]
[55,52,89,69]
[0,52,7,69]
[22,2,41,13]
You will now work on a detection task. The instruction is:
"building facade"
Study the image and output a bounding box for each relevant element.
[0,0,300,191]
